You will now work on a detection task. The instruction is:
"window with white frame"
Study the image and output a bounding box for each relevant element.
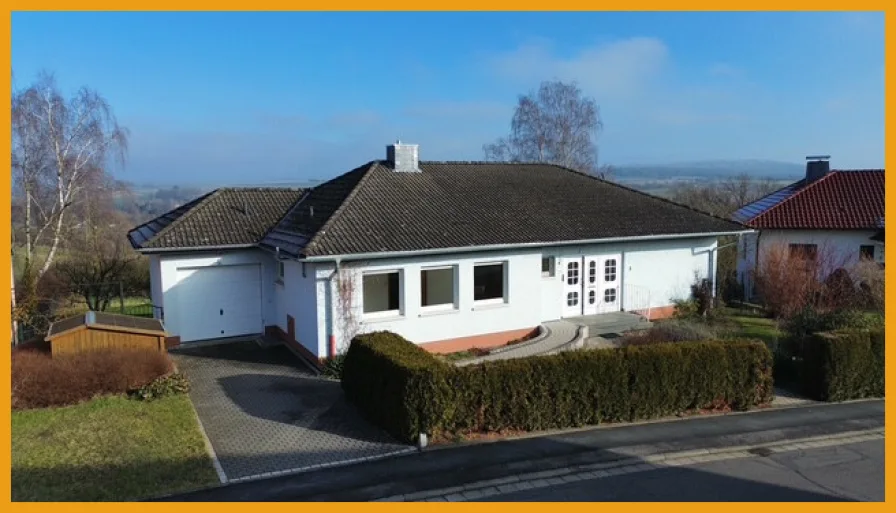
[421,266,456,309]
[362,271,401,315]
[473,262,507,303]
[541,256,555,278]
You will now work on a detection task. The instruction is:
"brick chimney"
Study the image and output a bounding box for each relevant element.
[386,141,420,172]
[805,155,831,183]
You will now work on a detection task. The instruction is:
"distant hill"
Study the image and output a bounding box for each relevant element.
[614,159,804,181]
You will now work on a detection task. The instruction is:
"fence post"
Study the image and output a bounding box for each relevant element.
[119,281,125,314]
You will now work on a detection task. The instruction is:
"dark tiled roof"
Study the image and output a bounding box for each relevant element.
[129,187,305,250]
[735,170,884,230]
[264,161,748,258]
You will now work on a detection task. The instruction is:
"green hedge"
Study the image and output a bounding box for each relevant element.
[342,332,774,443]
[800,329,885,401]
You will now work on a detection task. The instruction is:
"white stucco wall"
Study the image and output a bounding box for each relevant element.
[736,229,883,298]
[277,260,319,356]
[308,236,719,357]
[154,249,276,340]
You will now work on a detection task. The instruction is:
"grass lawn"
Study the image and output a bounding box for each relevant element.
[12,394,219,502]
[720,307,782,347]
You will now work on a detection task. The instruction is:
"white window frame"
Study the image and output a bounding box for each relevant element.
[361,269,403,320]
[541,256,556,278]
[420,265,458,313]
[276,260,285,283]
[473,261,509,306]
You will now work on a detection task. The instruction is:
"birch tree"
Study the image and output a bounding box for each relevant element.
[11,72,129,282]
[484,80,604,175]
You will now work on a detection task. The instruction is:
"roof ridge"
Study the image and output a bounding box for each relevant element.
[304,161,379,252]
[749,171,841,227]
[218,186,306,192]
[544,163,749,229]
[127,188,220,248]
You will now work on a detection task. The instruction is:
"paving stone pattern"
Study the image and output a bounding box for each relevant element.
[172,341,412,482]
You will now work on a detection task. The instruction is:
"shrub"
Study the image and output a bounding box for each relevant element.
[321,352,347,380]
[12,348,173,410]
[128,373,190,401]
[672,298,699,319]
[621,320,718,347]
[799,329,884,401]
[342,331,773,443]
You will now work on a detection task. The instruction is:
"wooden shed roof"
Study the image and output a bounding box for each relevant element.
[46,311,167,341]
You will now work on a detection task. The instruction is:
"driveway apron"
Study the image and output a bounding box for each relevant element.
[171,341,412,482]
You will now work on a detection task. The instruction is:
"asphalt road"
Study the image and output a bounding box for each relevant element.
[483,440,884,502]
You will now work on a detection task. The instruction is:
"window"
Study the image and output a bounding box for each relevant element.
[362,271,401,315]
[277,261,285,281]
[541,257,555,278]
[421,266,456,309]
[604,288,617,303]
[567,291,579,306]
[604,259,617,282]
[788,244,818,261]
[566,261,580,285]
[860,245,876,261]
[588,260,597,283]
[474,262,506,303]
[588,290,596,305]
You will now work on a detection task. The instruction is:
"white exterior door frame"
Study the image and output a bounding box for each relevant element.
[561,254,623,317]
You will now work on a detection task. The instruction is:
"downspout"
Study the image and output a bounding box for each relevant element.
[328,258,342,359]
[751,231,762,302]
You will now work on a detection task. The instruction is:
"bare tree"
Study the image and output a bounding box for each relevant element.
[11,72,129,282]
[484,80,603,174]
[54,210,147,312]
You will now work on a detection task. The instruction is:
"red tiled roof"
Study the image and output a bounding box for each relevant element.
[746,170,884,230]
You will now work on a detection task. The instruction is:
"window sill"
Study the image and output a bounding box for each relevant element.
[472,301,509,311]
[274,279,284,286]
[362,314,405,324]
[541,274,555,280]
[419,308,460,318]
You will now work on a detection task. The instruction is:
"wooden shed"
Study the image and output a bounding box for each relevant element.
[45,311,168,357]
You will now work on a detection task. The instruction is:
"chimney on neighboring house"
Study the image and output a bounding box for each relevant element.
[386,140,421,172]
[805,155,831,183]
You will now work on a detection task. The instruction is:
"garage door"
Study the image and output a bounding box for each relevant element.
[175,264,263,342]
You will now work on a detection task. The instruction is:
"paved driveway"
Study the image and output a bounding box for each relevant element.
[171,341,413,483]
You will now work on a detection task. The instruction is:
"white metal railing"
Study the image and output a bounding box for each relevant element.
[623,283,652,320]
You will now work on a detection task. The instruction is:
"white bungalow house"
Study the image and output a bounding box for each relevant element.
[733,156,885,300]
[128,142,751,363]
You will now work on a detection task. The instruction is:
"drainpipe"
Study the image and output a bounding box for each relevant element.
[328,259,342,358]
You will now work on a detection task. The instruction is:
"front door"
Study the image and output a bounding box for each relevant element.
[596,255,621,314]
[561,258,583,317]
[561,254,622,317]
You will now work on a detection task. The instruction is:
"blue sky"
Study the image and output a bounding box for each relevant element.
[11,11,885,186]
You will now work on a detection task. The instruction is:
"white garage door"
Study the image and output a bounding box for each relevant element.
[175,264,263,342]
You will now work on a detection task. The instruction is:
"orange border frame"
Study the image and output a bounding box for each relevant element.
[2,5,892,508]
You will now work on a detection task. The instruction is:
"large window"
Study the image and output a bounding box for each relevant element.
[788,243,818,261]
[421,266,456,309]
[474,262,506,303]
[362,271,401,315]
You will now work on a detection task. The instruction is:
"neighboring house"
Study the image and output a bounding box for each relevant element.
[732,156,885,300]
[128,142,749,362]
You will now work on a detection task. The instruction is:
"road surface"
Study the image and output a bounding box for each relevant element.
[482,440,883,502]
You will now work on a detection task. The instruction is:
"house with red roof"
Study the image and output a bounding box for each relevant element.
[732,156,884,299]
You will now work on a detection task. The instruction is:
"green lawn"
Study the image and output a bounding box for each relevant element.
[723,311,782,346]
[12,395,219,501]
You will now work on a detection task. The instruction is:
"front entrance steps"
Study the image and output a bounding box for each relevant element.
[455,311,651,365]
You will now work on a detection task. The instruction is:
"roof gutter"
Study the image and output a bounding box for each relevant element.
[300,229,755,263]
[135,243,258,254]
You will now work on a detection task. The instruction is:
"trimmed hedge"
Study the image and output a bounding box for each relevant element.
[342,331,773,443]
[800,329,885,401]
